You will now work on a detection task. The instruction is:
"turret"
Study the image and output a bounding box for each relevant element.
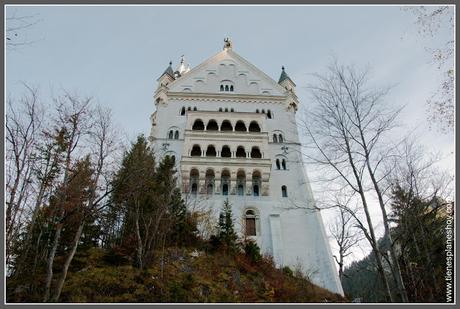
[278,66,296,93]
[157,61,175,87]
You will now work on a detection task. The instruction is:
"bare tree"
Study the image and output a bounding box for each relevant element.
[329,196,363,282]
[300,61,410,302]
[404,6,454,133]
[6,9,42,49]
[5,84,44,266]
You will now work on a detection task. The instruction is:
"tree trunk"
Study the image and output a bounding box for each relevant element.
[51,221,84,302]
[43,220,63,302]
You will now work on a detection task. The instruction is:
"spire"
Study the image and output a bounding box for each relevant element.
[161,61,174,79]
[278,66,291,84]
[175,55,191,77]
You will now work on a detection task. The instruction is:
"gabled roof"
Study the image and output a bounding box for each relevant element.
[159,61,175,79]
[166,48,288,96]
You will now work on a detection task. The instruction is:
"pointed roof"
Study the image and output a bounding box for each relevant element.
[278,66,295,86]
[160,61,175,79]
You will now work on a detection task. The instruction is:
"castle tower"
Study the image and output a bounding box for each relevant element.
[149,39,344,295]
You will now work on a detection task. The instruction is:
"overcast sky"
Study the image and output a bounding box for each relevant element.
[6,5,454,264]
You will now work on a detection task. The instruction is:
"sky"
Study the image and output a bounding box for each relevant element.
[5,5,455,264]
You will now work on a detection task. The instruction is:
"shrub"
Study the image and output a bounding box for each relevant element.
[243,240,262,263]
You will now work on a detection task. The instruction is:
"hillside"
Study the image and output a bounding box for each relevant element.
[8,246,344,303]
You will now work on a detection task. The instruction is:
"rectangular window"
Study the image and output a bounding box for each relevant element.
[246,218,256,236]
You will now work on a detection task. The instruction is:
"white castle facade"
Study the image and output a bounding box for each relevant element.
[149,39,344,295]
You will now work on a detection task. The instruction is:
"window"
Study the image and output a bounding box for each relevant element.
[281,185,288,198]
[282,159,287,170]
[219,107,223,112]
[206,145,217,157]
[253,185,259,197]
[256,109,259,113]
[230,85,234,92]
[236,146,246,158]
[249,121,261,132]
[276,159,280,170]
[168,130,174,139]
[273,134,278,143]
[220,85,224,91]
[221,145,231,158]
[191,145,201,157]
[251,147,262,159]
[190,169,199,195]
[206,169,215,195]
[207,120,219,131]
[262,109,265,114]
[267,110,272,119]
[230,108,234,112]
[245,210,256,236]
[279,134,283,143]
[180,107,185,116]
[191,183,198,195]
[225,85,229,91]
[188,107,191,111]
[174,131,179,139]
[237,170,246,196]
[192,119,205,130]
[235,121,247,132]
[221,120,233,131]
[225,108,229,112]
[193,107,197,111]
[221,169,230,196]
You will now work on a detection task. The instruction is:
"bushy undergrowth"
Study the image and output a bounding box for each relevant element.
[50,247,344,303]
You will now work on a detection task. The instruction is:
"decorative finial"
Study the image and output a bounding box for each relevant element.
[282,66,285,71]
[180,55,185,63]
[223,37,232,50]
[169,61,172,66]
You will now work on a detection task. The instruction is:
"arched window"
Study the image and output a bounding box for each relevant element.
[235,121,247,132]
[206,145,216,157]
[279,134,283,143]
[193,107,197,111]
[267,110,272,119]
[230,85,234,92]
[281,185,288,198]
[221,120,233,131]
[219,107,223,112]
[207,120,219,131]
[282,159,287,170]
[192,119,205,130]
[221,169,230,196]
[262,109,265,114]
[276,159,280,170]
[256,109,259,113]
[236,146,246,158]
[252,171,261,197]
[245,210,257,236]
[191,145,202,157]
[174,131,179,139]
[249,121,261,132]
[168,130,174,139]
[230,108,234,112]
[190,169,199,195]
[273,134,278,143]
[237,170,246,196]
[188,107,191,111]
[225,108,229,112]
[225,85,229,91]
[251,147,262,159]
[180,107,185,116]
[221,145,231,158]
[220,85,224,91]
[205,169,215,195]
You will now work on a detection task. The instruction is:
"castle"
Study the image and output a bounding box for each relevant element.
[149,39,344,295]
